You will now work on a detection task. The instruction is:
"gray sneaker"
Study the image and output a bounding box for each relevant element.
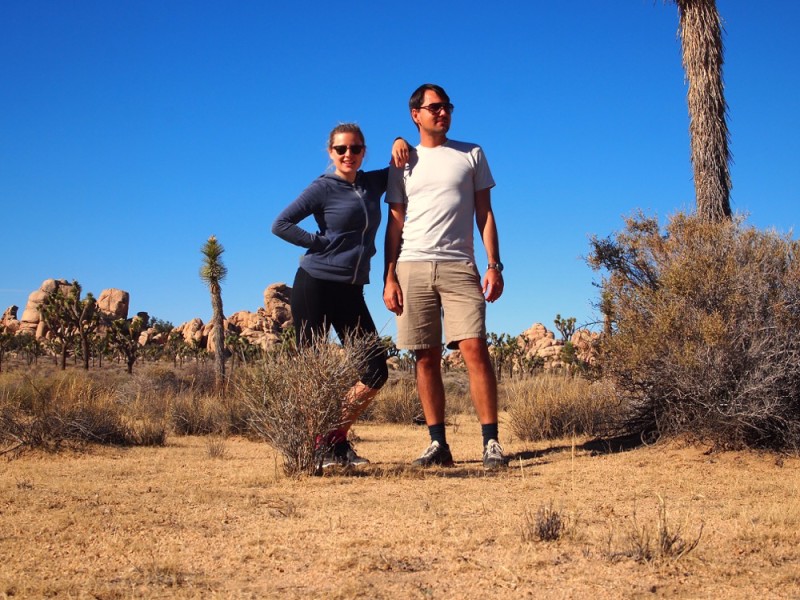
[412,441,454,467]
[482,439,506,469]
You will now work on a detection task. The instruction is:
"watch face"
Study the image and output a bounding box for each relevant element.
[490,262,504,272]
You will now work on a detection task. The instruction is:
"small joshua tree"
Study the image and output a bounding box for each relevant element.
[200,235,227,392]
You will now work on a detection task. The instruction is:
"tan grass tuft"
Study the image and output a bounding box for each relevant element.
[506,374,619,441]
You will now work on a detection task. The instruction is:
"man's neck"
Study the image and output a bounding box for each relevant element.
[419,132,448,148]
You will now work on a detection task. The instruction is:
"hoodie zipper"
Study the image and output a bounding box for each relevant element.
[351,184,368,284]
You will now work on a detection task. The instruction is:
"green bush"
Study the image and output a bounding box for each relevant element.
[589,212,800,449]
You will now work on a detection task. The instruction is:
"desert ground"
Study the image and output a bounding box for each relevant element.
[2,416,799,599]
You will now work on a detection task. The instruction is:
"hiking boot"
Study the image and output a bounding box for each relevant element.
[482,439,507,469]
[412,441,454,467]
[319,445,345,469]
[339,441,370,467]
[321,441,369,468]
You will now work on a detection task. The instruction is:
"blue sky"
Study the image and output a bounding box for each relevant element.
[2,1,798,340]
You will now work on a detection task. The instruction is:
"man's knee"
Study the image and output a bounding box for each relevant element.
[458,338,492,367]
[415,347,442,370]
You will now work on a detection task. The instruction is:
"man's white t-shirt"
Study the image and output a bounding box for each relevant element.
[386,139,495,262]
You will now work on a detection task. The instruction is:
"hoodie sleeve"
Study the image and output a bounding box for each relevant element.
[271,178,330,251]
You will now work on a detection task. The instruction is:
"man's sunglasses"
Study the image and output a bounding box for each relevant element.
[332,144,365,155]
[418,102,454,115]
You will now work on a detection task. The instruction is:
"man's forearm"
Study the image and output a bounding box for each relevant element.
[475,189,501,265]
[384,206,405,283]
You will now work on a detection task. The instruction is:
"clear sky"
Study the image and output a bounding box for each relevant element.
[2,1,798,340]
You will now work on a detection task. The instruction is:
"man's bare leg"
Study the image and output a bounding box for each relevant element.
[414,346,446,424]
[458,337,498,424]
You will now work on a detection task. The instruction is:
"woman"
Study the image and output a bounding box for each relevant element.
[271,123,408,468]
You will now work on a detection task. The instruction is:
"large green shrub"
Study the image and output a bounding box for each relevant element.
[589,212,800,449]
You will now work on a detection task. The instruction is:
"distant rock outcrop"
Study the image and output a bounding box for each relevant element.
[97,289,130,320]
[570,329,600,366]
[8,279,600,367]
[174,283,294,353]
[1,305,20,334]
[518,322,599,369]
[15,279,133,340]
[19,279,74,337]
[174,318,205,346]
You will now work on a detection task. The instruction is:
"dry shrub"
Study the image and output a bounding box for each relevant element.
[590,212,800,449]
[522,501,571,542]
[171,393,228,435]
[238,336,370,476]
[369,377,422,424]
[0,371,167,455]
[610,496,703,563]
[119,364,185,403]
[443,372,474,416]
[506,374,619,441]
[206,435,227,459]
[175,362,218,396]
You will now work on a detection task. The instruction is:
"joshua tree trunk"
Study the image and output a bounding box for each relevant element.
[200,235,228,393]
[209,281,225,385]
[674,0,732,222]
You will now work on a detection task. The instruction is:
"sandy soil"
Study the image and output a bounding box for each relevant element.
[1,420,799,599]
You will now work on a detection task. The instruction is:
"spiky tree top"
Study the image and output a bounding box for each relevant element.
[200,235,228,287]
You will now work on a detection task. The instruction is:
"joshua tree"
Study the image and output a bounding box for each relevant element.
[0,324,13,373]
[105,314,148,374]
[554,314,577,342]
[671,0,732,222]
[38,281,99,370]
[74,289,100,370]
[200,235,227,391]
[487,332,521,382]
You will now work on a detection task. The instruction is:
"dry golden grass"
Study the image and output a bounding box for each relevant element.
[2,417,799,598]
[504,374,622,441]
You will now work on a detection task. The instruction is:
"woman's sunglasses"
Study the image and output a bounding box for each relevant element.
[332,144,365,156]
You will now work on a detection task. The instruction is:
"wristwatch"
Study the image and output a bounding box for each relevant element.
[487,262,504,273]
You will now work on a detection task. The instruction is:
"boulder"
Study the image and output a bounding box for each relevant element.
[175,318,205,346]
[264,283,293,332]
[1,306,20,334]
[97,289,130,320]
[2,305,18,323]
[571,329,600,365]
[19,279,73,336]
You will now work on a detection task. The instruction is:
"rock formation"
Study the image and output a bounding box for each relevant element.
[97,289,130,320]
[570,329,600,366]
[7,279,597,367]
[518,322,599,370]
[19,279,74,337]
[1,306,20,334]
[15,279,133,340]
[173,283,293,353]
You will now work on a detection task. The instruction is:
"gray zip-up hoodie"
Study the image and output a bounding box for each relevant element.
[271,169,388,285]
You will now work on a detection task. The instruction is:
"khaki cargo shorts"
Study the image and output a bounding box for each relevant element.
[395,260,486,350]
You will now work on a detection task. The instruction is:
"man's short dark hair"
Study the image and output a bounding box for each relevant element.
[408,83,450,111]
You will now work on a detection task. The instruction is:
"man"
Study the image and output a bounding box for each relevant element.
[383,83,506,469]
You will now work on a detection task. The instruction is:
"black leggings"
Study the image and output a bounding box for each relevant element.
[291,267,388,389]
